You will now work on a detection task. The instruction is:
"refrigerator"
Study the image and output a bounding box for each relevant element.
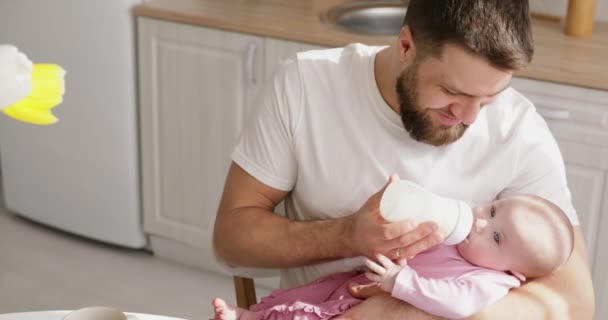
[0,0,146,248]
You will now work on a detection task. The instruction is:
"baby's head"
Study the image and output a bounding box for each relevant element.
[456,194,574,281]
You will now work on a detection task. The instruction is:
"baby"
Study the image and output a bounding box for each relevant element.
[213,194,574,320]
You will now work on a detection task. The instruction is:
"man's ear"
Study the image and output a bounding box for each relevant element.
[510,270,526,282]
[396,25,416,65]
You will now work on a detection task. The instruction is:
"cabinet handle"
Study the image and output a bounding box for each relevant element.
[246,43,257,85]
[536,106,571,120]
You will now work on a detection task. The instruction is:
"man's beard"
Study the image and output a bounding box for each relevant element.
[396,66,468,146]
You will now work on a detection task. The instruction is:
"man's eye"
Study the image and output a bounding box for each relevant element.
[493,232,501,244]
[490,206,496,218]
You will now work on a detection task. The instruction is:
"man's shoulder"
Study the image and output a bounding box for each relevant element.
[296,43,384,62]
[489,86,535,117]
[271,43,383,108]
[292,43,385,76]
[272,44,379,86]
[482,86,541,140]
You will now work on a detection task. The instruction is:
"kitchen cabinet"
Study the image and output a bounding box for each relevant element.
[136,17,325,276]
[511,77,608,320]
[137,17,264,273]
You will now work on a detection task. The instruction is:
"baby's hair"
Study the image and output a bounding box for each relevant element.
[522,194,575,278]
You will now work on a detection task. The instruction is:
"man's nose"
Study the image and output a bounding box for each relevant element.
[450,100,482,125]
[474,218,488,233]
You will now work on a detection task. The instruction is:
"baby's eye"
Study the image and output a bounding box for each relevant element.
[490,206,496,218]
[493,232,501,244]
[441,86,456,95]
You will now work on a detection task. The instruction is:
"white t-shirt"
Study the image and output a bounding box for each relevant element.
[231,43,578,288]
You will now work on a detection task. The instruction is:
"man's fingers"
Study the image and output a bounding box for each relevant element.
[381,219,417,240]
[388,174,400,184]
[372,174,401,205]
[400,231,443,259]
[383,174,400,191]
[388,221,438,248]
[365,258,386,275]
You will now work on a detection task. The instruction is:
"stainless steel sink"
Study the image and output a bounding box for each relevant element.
[321,1,408,36]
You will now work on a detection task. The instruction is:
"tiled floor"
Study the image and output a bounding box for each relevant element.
[0,187,271,319]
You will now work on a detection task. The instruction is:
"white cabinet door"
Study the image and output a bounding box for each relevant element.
[511,77,608,320]
[137,17,264,272]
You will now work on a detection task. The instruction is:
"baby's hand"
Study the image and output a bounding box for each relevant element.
[364,254,408,293]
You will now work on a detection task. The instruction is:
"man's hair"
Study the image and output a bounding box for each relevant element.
[403,0,534,70]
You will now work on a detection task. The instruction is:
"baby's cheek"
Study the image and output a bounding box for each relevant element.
[456,243,474,260]
[459,242,488,266]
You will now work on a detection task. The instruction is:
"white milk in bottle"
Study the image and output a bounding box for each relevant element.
[379,179,473,245]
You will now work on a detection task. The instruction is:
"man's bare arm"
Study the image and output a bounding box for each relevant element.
[213,162,352,267]
[213,162,441,268]
[336,293,444,320]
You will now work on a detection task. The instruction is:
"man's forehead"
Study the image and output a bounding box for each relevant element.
[440,73,511,98]
[432,45,513,97]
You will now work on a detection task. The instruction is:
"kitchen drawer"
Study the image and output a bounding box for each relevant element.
[511,77,608,147]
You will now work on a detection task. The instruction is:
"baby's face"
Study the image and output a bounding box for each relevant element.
[456,196,547,277]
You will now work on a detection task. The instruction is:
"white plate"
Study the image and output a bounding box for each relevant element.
[0,311,187,320]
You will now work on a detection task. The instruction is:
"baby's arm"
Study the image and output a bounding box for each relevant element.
[365,254,517,319]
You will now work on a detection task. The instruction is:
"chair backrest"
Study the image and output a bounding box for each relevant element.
[233,276,257,309]
[221,266,280,309]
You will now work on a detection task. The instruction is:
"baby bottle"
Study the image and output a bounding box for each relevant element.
[379,179,473,245]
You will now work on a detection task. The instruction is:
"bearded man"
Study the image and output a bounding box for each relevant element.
[214,1,594,318]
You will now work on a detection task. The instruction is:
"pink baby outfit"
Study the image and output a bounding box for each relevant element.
[249,245,520,319]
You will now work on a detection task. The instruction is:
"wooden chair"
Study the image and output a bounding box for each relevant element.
[233,276,257,308]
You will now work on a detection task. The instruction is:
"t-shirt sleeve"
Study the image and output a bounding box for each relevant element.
[231,57,302,191]
[499,105,579,225]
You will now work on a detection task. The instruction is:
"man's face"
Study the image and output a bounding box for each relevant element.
[396,44,513,146]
